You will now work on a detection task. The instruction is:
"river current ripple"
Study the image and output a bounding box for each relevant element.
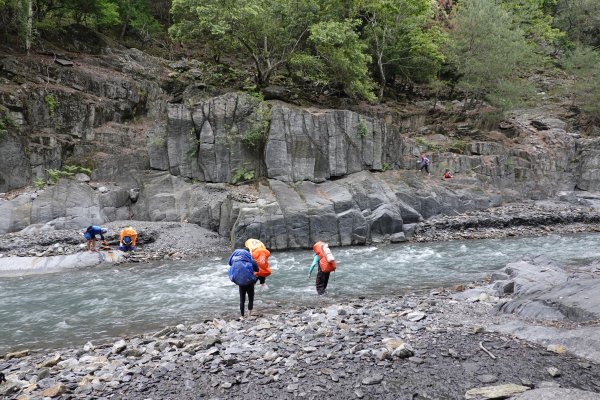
[1,233,599,353]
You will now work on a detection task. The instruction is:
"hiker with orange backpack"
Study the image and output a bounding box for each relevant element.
[245,238,272,289]
[308,241,336,295]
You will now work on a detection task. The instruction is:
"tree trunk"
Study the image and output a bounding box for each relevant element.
[25,0,33,54]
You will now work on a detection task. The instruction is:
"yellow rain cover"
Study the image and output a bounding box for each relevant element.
[245,238,266,253]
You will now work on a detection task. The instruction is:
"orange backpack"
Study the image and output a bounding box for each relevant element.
[252,247,271,277]
[245,238,271,277]
[313,241,336,273]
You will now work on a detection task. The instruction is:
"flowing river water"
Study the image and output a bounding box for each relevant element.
[1,233,600,354]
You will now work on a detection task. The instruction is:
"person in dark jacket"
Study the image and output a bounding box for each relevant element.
[83,225,107,252]
[228,249,259,320]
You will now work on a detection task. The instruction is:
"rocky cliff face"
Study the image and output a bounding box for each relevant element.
[1,47,599,249]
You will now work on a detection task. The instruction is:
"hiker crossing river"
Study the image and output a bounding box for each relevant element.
[1,233,600,354]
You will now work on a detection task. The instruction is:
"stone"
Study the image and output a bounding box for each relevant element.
[512,388,600,400]
[406,311,426,322]
[112,339,127,354]
[5,349,30,360]
[547,367,561,377]
[476,374,498,384]
[361,374,384,385]
[98,186,109,193]
[74,173,90,182]
[465,383,530,399]
[40,383,66,398]
[38,354,61,368]
[547,344,567,354]
[381,338,404,352]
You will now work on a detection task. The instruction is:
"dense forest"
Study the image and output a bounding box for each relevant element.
[1,0,599,125]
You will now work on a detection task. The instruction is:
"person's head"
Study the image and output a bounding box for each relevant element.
[86,225,93,232]
[101,228,107,234]
[445,168,450,172]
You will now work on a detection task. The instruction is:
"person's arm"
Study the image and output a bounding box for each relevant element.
[252,259,259,273]
[308,254,319,277]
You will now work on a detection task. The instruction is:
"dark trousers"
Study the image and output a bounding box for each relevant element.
[316,268,330,295]
[258,276,266,284]
[238,283,255,316]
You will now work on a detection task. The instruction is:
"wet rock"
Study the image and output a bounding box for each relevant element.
[476,374,498,384]
[112,339,127,354]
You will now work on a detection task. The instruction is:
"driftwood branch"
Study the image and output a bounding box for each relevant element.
[479,341,496,359]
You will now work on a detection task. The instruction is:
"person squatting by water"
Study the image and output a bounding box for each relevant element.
[119,226,138,251]
[245,238,272,289]
[228,249,259,320]
[83,225,107,252]
[308,241,337,295]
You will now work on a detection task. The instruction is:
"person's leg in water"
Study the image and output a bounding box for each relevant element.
[315,267,330,295]
[257,276,268,289]
[247,283,255,317]
[238,285,247,319]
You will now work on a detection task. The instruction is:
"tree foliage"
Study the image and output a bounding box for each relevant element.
[562,47,600,123]
[359,0,445,101]
[448,0,535,109]
[552,0,600,47]
[170,0,319,87]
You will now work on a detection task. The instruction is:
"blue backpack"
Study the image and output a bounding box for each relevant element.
[228,249,258,286]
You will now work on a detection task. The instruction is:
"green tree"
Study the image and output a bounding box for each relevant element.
[562,46,600,123]
[501,0,564,46]
[308,19,376,101]
[552,0,600,47]
[448,0,535,110]
[359,0,445,102]
[170,0,319,87]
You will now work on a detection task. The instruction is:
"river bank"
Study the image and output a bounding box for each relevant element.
[1,198,599,267]
[1,277,599,399]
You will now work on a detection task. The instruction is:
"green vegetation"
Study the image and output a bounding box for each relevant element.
[0,116,14,139]
[44,93,59,117]
[33,177,46,189]
[562,46,600,124]
[242,104,271,154]
[448,0,535,111]
[356,118,368,138]
[46,165,93,184]
[231,167,255,185]
[1,0,600,123]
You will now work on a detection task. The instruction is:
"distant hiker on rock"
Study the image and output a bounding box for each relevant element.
[119,226,138,252]
[443,169,453,179]
[83,225,108,252]
[308,241,337,295]
[228,249,259,320]
[245,238,272,289]
[418,153,431,176]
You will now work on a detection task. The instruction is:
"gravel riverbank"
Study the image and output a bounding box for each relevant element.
[1,288,599,399]
[2,199,600,399]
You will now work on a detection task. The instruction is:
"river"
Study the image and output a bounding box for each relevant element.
[1,233,599,354]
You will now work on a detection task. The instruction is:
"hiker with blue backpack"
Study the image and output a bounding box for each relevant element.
[228,249,259,320]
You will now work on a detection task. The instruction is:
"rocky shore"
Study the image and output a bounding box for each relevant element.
[1,197,599,264]
[1,198,600,399]
[1,279,599,400]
